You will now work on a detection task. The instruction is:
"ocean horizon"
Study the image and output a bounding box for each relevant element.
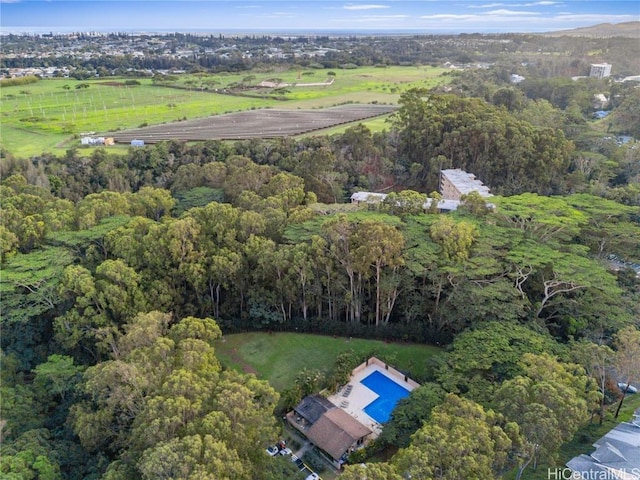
[0,26,550,36]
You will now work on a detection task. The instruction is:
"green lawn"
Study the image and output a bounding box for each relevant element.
[303,113,394,138]
[1,66,448,157]
[174,65,447,101]
[213,332,441,392]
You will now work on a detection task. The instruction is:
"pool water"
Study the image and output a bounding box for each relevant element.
[361,370,410,423]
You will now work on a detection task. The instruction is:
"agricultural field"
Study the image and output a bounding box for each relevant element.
[170,65,448,104]
[214,332,442,392]
[0,66,449,157]
[108,104,398,143]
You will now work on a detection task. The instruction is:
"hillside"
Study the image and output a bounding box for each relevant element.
[543,21,640,38]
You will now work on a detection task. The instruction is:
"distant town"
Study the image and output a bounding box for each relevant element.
[2,29,639,81]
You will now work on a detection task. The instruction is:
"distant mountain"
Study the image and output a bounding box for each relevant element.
[541,22,640,38]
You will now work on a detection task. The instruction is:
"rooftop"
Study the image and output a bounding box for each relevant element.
[295,395,335,424]
[306,408,372,461]
[566,408,640,480]
[349,192,491,212]
[441,168,492,197]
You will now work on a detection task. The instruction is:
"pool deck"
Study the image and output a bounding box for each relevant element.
[326,362,416,437]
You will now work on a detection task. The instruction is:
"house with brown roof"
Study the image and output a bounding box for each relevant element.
[287,394,372,468]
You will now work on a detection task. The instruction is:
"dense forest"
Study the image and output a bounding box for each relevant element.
[2,41,640,479]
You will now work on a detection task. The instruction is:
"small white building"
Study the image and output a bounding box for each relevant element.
[349,191,490,213]
[80,137,105,146]
[350,192,388,204]
[592,93,609,109]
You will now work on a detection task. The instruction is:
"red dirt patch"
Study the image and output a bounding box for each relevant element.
[227,348,260,376]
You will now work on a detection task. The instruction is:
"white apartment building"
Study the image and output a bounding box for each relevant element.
[590,63,612,79]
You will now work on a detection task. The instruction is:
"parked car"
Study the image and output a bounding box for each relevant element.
[279,447,292,456]
[618,382,638,394]
[306,473,320,480]
[265,445,279,456]
[291,455,305,471]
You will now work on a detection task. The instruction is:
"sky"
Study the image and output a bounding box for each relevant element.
[1,0,639,34]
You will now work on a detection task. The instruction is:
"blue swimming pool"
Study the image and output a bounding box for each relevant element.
[361,370,410,424]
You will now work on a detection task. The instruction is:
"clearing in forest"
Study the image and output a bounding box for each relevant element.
[213,331,441,392]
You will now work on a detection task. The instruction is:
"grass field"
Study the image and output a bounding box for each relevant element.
[1,66,448,157]
[171,66,447,103]
[213,332,441,392]
[306,113,394,137]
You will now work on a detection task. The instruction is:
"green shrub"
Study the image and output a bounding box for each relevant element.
[302,451,327,474]
[0,75,39,87]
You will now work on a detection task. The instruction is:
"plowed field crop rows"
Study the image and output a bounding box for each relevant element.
[109,104,397,143]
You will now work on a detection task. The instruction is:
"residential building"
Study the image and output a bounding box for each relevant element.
[287,358,419,468]
[287,395,373,468]
[566,408,640,480]
[349,168,493,212]
[349,191,466,212]
[439,168,492,200]
[590,63,612,79]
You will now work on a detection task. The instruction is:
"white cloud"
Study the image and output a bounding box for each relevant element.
[362,14,409,19]
[420,14,477,20]
[343,4,390,10]
[485,9,540,15]
[266,11,297,17]
[468,3,507,8]
[468,1,561,7]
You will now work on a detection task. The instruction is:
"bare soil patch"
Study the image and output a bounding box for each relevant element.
[107,104,397,143]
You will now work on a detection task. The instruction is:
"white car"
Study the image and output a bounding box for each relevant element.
[618,383,638,394]
[279,447,292,456]
[265,445,279,456]
[306,473,320,480]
